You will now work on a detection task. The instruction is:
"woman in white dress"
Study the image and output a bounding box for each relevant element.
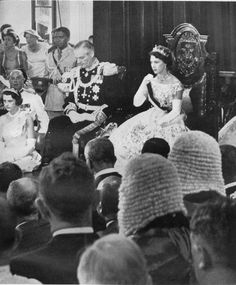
[109,45,187,170]
[0,88,41,172]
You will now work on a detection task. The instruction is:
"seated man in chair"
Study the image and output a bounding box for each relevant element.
[43,40,124,163]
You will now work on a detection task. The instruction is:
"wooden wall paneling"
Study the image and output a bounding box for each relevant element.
[173,1,186,27]
[110,1,125,65]
[186,1,201,30]
[93,1,112,61]
[228,3,236,71]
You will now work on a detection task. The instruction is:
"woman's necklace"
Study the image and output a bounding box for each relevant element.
[156,72,170,82]
[8,108,20,118]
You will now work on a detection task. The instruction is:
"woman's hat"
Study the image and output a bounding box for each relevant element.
[2,28,19,45]
[24,29,43,41]
[118,153,186,236]
[169,131,225,196]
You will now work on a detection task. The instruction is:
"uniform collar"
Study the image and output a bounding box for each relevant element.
[94,168,117,179]
[52,227,93,237]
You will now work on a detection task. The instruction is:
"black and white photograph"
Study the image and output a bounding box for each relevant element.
[0,0,236,284]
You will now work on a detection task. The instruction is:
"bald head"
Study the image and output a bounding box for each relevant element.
[84,138,116,173]
[7,177,39,217]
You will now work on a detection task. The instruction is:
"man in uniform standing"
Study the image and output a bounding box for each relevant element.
[45,27,76,119]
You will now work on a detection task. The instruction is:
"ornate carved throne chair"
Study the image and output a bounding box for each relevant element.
[164,23,219,139]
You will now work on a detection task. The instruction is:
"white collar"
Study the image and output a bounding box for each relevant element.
[94,168,118,179]
[106,219,117,228]
[225,181,236,189]
[16,221,28,230]
[52,227,93,237]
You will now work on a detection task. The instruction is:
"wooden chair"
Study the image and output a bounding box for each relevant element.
[164,23,219,139]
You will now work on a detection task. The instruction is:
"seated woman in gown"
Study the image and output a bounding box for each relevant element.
[0,29,28,79]
[0,89,41,172]
[109,45,187,170]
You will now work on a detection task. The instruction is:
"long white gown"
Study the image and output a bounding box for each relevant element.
[109,75,188,171]
[0,110,41,172]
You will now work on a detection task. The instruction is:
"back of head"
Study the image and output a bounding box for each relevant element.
[0,197,17,252]
[39,152,95,224]
[85,138,116,165]
[99,176,121,217]
[78,234,151,285]
[141,137,170,158]
[118,153,185,236]
[0,162,22,194]
[169,131,225,196]
[190,197,236,268]
[7,177,39,217]
[220,144,236,185]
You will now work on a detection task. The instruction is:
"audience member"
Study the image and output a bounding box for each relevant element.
[77,234,152,285]
[0,88,41,172]
[141,137,170,158]
[97,175,121,236]
[118,153,191,285]
[9,69,49,139]
[0,197,39,283]
[169,130,225,217]
[220,144,236,197]
[0,24,12,52]
[10,152,98,284]
[7,177,51,255]
[45,26,76,119]
[88,35,93,44]
[0,162,22,196]
[190,197,236,285]
[0,29,28,78]
[84,137,121,232]
[84,137,121,188]
[22,29,49,79]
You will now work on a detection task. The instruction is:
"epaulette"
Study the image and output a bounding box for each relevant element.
[99,62,118,76]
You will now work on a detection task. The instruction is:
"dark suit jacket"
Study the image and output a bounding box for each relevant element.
[95,171,121,188]
[13,219,52,256]
[10,233,98,284]
[93,171,121,232]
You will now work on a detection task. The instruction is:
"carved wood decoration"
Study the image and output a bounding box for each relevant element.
[164,23,208,87]
[164,23,219,139]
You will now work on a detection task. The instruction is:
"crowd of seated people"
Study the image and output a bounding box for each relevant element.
[1,22,236,285]
[0,129,234,284]
[0,24,125,171]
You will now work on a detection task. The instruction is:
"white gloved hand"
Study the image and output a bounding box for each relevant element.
[143,73,153,84]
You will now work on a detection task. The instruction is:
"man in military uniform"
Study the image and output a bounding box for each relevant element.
[45,26,76,119]
[43,40,124,163]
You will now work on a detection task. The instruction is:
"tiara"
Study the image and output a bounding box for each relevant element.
[152,45,170,57]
